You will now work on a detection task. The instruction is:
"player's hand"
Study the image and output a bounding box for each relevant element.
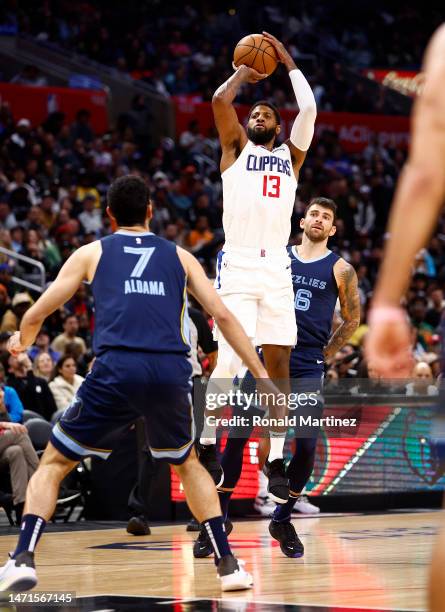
[233,63,268,83]
[365,306,414,378]
[262,31,296,70]
[7,332,27,357]
[0,421,27,435]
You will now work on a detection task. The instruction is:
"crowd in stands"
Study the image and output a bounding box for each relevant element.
[6,1,442,114]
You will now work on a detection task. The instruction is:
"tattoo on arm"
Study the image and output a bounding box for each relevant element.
[324,263,361,360]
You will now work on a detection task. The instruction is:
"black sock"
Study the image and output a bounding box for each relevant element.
[218,490,232,520]
[13,514,47,558]
[202,515,231,563]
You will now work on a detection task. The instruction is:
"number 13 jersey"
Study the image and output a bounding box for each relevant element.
[222,140,297,251]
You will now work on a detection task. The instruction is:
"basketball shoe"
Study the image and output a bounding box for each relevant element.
[269,520,304,558]
[0,551,37,591]
[196,442,224,487]
[292,494,320,515]
[263,458,289,504]
[193,519,233,558]
[217,555,253,591]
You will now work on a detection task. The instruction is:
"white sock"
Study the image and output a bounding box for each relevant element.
[257,470,268,497]
[200,437,217,446]
[268,435,285,462]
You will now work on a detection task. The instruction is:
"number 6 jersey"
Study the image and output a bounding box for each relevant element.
[288,245,340,349]
[222,141,297,251]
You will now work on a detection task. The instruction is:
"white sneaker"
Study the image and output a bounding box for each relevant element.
[218,555,253,591]
[292,494,320,515]
[0,552,37,591]
[253,494,275,517]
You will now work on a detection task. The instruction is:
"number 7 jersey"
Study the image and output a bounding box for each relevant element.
[222,140,297,250]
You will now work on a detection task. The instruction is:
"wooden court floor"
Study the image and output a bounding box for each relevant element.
[0,510,441,611]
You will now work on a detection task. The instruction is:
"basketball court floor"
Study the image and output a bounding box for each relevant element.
[0,509,439,611]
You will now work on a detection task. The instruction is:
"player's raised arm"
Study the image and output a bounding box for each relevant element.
[262,31,316,177]
[8,242,100,355]
[212,65,266,172]
[324,259,360,361]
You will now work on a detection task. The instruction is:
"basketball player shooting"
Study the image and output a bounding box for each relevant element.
[0,176,282,593]
[198,31,317,505]
[364,25,445,612]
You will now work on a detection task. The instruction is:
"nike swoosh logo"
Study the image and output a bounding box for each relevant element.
[316,360,323,364]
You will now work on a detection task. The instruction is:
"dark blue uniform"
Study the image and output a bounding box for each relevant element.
[288,245,339,386]
[50,230,194,465]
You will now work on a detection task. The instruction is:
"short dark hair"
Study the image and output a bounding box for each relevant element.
[304,197,337,222]
[248,100,281,125]
[107,176,149,226]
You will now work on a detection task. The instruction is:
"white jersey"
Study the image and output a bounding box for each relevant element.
[221,140,298,251]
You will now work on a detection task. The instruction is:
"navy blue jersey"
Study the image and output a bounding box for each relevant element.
[288,245,340,349]
[91,230,190,355]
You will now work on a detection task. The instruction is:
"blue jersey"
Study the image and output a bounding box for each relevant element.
[288,245,340,350]
[91,230,190,355]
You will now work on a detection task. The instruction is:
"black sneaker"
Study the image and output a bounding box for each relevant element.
[127,516,151,536]
[269,519,304,558]
[193,519,233,558]
[0,551,37,592]
[263,459,289,504]
[217,554,253,591]
[186,517,200,532]
[197,443,224,487]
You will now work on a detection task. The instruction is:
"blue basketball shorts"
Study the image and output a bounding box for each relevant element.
[50,350,194,465]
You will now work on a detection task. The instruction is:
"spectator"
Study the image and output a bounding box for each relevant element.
[0,418,39,523]
[0,292,33,334]
[0,364,24,423]
[425,289,445,329]
[51,315,87,356]
[49,356,84,411]
[33,352,55,383]
[6,353,57,421]
[187,216,214,251]
[78,195,103,234]
[405,362,438,396]
[28,328,60,362]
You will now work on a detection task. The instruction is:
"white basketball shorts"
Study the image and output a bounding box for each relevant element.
[214,246,297,347]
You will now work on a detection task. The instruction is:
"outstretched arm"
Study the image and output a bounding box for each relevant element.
[324,259,360,361]
[8,243,98,354]
[263,31,316,177]
[212,65,267,173]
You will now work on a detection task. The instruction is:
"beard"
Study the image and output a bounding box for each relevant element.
[305,227,330,243]
[247,125,276,145]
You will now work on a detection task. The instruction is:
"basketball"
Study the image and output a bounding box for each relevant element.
[233,33,278,76]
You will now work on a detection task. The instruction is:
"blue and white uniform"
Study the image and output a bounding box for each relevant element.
[50,231,194,465]
[215,140,297,346]
[288,245,340,386]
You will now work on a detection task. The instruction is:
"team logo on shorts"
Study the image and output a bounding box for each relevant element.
[62,395,83,423]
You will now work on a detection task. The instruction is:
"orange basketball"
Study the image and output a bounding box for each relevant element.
[233,33,278,76]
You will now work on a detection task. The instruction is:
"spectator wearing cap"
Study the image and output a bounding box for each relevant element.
[0,292,32,334]
[28,328,60,363]
[51,314,87,356]
[6,353,57,421]
[78,195,103,234]
[0,363,24,423]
